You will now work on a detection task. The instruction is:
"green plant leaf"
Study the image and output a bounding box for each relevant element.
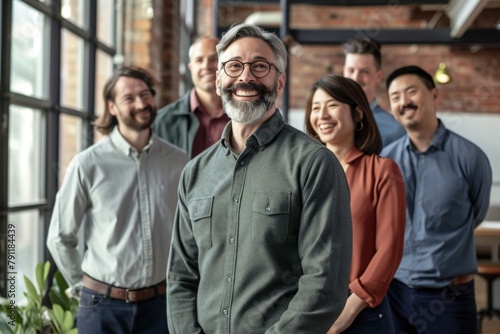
[35,262,47,295]
[61,310,74,332]
[0,314,15,334]
[47,309,62,334]
[24,276,41,308]
[54,271,69,293]
[43,262,51,283]
[49,290,69,312]
[68,328,78,334]
[52,304,65,327]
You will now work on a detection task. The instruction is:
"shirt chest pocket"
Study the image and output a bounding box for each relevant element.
[251,192,291,244]
[189,197,213,249]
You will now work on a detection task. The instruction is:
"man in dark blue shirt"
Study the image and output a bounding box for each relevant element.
[381,65,492,334]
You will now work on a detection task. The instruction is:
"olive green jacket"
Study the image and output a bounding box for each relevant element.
[152,92,198,157]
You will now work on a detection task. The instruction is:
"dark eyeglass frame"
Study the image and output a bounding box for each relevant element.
[220,60,279,78]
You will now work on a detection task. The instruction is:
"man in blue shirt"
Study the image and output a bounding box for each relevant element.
[343,37,405,147]
[381,65,492,333]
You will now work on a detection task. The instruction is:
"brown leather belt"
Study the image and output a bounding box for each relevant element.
[83,274,166,303]
[449,274,474,286]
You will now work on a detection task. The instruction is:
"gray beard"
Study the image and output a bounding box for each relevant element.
[221,82,277,124]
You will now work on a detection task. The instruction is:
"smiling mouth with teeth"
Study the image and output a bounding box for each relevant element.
[318,124,334,130]
[235,90,258,97]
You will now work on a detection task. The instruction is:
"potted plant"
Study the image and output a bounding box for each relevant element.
[0,262,78,334]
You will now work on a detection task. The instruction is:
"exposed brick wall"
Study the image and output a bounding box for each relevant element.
[135,2,500,115]
[150,0,181,107]
[123,1,152,68]
[215,4,500,114]
[123,0,180,107]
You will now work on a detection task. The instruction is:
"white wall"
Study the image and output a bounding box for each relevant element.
[438,112,500,183]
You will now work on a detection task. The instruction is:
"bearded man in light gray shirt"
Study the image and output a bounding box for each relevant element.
[47,66,188,334]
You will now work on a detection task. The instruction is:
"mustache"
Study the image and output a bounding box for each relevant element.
[132,105,154,116]
[222,82,269,95]
[400,103,418,114]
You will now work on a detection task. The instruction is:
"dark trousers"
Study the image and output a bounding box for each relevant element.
[77,287,169,334]
[387,278,477,334]
[343,297,395,334]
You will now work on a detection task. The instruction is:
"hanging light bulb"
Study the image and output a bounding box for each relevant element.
[434,63,452,84]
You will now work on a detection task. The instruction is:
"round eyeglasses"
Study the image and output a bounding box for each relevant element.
[221,60,278,78]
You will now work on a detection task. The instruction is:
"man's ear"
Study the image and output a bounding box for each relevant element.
[432,88,439,100]
[277,73,286,97]
[108,100,117,116]
[376,69,383,84]
[215,70,222,97]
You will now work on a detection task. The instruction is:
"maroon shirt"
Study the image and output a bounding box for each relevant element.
[190,89,229,157]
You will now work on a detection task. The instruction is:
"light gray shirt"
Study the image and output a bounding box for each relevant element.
[167,110,352,334]
[47,127,188,288]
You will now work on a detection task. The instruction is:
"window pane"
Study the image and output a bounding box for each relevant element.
[95,50,114,118]
[61,0,86,29]
[8,105,45,206]
[11,0,49,99]
[94,50,114,143]
[59,114,83,184]
[8,210,43,303]
[61,28,85,111]
[97,0,115,46]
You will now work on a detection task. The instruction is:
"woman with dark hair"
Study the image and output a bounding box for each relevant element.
[305,75,406,334]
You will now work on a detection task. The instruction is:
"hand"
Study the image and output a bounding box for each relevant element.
[325,313,353,334]
[326,292,367,334]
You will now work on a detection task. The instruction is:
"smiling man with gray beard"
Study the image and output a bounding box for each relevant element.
[166,23,353,334]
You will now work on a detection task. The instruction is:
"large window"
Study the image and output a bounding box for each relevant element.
[0,0,117,300]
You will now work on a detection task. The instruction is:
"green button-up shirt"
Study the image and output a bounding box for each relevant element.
[167,110,352,334]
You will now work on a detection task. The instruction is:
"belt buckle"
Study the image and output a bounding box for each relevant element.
[125,289,131,303]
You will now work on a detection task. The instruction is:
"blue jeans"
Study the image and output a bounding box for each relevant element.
[343,297,395,334]
[387,278,477,334]
[77,287,169,334]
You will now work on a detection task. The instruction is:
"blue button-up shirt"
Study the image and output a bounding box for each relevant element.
[381,120,492,288]
[371,100,406,148]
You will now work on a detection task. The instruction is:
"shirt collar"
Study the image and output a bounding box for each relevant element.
[404,118,446,152]
[190,88,225,118]
[220,109,285,152]
[189,88,201,113]
[109,126,154,156]
[345,147,364,164]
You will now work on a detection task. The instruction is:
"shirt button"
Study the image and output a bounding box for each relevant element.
[240,161,245,166]
[266,207,271,212]
[233,197,239,204]
[229,238,235,244]
[222,309,228,315]
[226,277,232,282]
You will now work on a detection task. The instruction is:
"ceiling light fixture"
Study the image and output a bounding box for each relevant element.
[434,63,452,84]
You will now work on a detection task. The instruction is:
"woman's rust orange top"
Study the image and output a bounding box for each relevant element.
[344,148,406,307]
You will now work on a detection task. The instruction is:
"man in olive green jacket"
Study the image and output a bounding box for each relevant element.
[153,36,229,158]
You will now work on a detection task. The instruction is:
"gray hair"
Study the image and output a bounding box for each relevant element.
[216,23,287,74]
